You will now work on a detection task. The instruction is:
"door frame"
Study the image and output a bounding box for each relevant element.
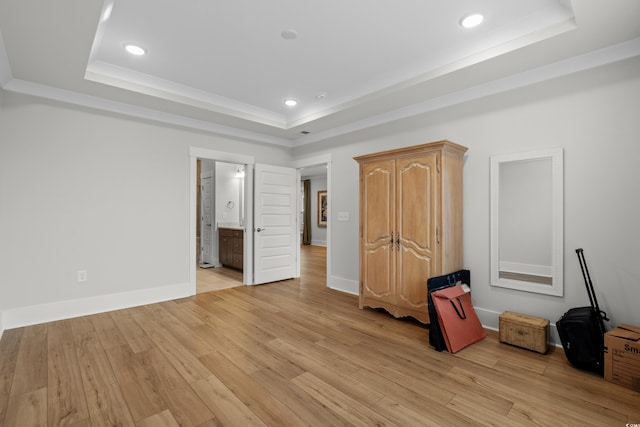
[189,147,255,292]
[189,148,331,293]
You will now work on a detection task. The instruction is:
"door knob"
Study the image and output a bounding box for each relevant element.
[256,227,266,232]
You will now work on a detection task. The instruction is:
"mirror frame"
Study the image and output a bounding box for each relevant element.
[490,148,564,296]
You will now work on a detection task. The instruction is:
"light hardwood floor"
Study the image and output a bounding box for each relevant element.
[1,245,638,426]
[196,265,242,293]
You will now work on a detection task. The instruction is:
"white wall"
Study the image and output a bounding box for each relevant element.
[1,56,638,341]
[0,91,292,328]
[294,56,640,334]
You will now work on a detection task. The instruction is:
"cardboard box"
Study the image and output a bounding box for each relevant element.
[604,324,640,391]
[499,311,549,354]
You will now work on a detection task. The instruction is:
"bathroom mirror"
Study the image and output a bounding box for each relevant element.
[490,148,563,296]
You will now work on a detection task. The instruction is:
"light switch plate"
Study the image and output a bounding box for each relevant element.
[337,211,349,221]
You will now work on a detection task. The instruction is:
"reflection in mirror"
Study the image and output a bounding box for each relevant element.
[490,149,563,296]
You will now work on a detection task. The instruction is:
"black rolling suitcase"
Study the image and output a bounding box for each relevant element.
[556,248,609,375]
[427,269,470,352]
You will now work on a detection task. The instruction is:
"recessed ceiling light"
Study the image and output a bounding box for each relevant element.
[460,13,484,28]
[315,92,328,101]
[124,44,146,56]
[284,99,298,107]
[101,3,113,22]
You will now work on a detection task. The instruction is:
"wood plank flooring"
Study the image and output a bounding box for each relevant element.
[1,245,638,426]
[196,265,242,293]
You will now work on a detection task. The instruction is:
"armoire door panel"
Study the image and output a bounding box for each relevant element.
[396,155,436,252]
[361,160,396,305]
[396,154,437,308]
[363,161,395,245]
[396,246,431,310]
[362,245,395,302]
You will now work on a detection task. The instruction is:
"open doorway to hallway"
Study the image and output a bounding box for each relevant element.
[300,163,328,270]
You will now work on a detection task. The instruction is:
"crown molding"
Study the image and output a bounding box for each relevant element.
[294,37,640,146]
[85,60,288,128]
[2,78,294,148]
[2,37,639,148]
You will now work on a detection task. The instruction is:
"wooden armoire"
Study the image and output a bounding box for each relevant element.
[354,140,468,323]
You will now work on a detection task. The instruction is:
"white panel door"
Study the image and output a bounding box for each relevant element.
[200,174,215,265]
[254,164,297,284]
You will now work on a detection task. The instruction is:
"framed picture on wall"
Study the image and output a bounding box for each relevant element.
[318,190,328,227]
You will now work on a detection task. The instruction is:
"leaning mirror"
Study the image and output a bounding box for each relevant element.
[490,148,563,296]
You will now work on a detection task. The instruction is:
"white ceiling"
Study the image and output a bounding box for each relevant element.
[1,1,639,148]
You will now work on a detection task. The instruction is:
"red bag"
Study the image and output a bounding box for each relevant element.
[431,285,486,353]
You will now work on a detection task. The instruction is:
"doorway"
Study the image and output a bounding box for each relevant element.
[189,147,332,295]
[196,159,246,293]
[190,147,254,294]
[300,165,328,247]
[298,162,329,291]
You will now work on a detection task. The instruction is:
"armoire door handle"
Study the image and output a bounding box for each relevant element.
[396,233,400,251]
[390,232,394,251]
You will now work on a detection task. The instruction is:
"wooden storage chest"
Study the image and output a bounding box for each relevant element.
[499,311,549,354]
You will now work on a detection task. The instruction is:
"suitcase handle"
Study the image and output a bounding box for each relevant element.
[575,248,609,329]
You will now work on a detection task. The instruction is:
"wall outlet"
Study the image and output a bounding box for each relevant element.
[77,270,87,283]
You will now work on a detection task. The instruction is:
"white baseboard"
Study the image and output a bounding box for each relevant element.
[327,275,358,295]
[475,307,503,331]
[0,311,4,340]
[1,282,193,330]
[310,240,327,247]
[322,280,565,345]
